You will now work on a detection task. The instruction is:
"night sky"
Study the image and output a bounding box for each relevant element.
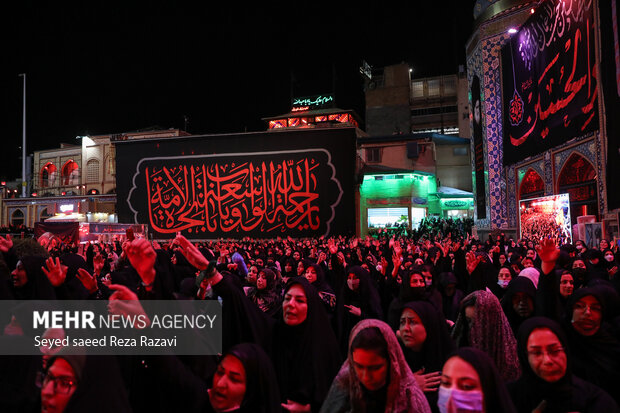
[3,2,475,181]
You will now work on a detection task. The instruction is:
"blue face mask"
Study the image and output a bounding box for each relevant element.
[437,386,484,413]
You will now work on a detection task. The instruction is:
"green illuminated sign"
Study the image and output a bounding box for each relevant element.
[292,94,335,111]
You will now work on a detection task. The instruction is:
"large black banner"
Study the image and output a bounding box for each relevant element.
[471,75,487,219]
[115,128,356,239]
[502,0,599,165]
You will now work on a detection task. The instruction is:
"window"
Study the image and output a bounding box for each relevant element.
[62,161,79,186]
[11,209,24,226]
[40,162,57,188]
[366,148,382,163]
[412,81,425,98]
[39,208,53,221]
[443,77,457,96]
[87,159,100,183]
[108,147,116,176]
[453,147,468,156]
[411,208,426,229]
[368,208,409,228]
[427,79,440,97]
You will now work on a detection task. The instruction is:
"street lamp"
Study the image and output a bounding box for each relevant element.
[18,74,26,198]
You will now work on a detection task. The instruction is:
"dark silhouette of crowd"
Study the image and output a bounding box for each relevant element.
[1,227,619,412]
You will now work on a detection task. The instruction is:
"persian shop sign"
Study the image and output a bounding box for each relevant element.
[441,199,473,209]
[291,94,334,112]
[125,150,343,238]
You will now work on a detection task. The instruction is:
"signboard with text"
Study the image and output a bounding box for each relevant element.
[501,0,599,165]
[115,128,356,239]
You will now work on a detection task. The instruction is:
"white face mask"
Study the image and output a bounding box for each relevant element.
[497,279,510,289]
[347,279,360,290]
[437,386,484,413]
[605,255,614,262]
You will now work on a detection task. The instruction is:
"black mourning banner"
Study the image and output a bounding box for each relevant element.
[115,128,356,239]
[471,75,487,219]
[501,0,599,165]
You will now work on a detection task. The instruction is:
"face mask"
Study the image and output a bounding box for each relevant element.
[437,386,484,413]
[497,279,509,289]
[347,279,360,290]
[605,255,614,262]
[409,286,426,299]
[572,268,587,282]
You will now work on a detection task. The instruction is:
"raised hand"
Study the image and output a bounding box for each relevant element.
[107,284,150,328]
[465,251,482,275]
[0,235,13,253]
[76,268,98,294]
[93,254,105,276]
[536,238,560,263]
[173,234,208,270]
[41,257,67,287]
[124,238,157,285]
[328,239,338,255]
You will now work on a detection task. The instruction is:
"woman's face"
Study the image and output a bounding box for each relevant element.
[304,266,317,284]
[512,292,534,318]
[347,273,360,291]
[256,272,268,290]
[247,267,258,285]
[526,328,567,383]
[559,274,574,298]
[410,273,425,288]
[41,358,78,413]
[600,239,609,250]
[498,268,512,282]
[297,261,305,276]
[465,306,475,329]
[498,255,507,266]
[571,295,602,336]
[11,260,28,287]
[282,284,308,326]
[399,308,427,351]
[440,356,483,410]
[351,348,388,391]
[284,262,293,273]
[209,355,246,412]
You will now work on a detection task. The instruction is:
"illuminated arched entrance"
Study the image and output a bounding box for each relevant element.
[557,153,597,224]
[519,168,544,200]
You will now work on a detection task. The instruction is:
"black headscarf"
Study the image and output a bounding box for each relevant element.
[246,268,282,317]
[445,347,517,413]
[13,256,56,300]
[47,354,131,413]
[305,263,334,295]
[335,266,383,355]
[509,317,573,411]
[281,258,297,278]
[500,276,536,334]
[271,277,341,411]
[225,343,281,413]
[509,316,620,412]
[562,287,620,403]
[400,301,455,373]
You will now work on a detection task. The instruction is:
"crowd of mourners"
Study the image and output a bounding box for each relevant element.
[1,225,620,412]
